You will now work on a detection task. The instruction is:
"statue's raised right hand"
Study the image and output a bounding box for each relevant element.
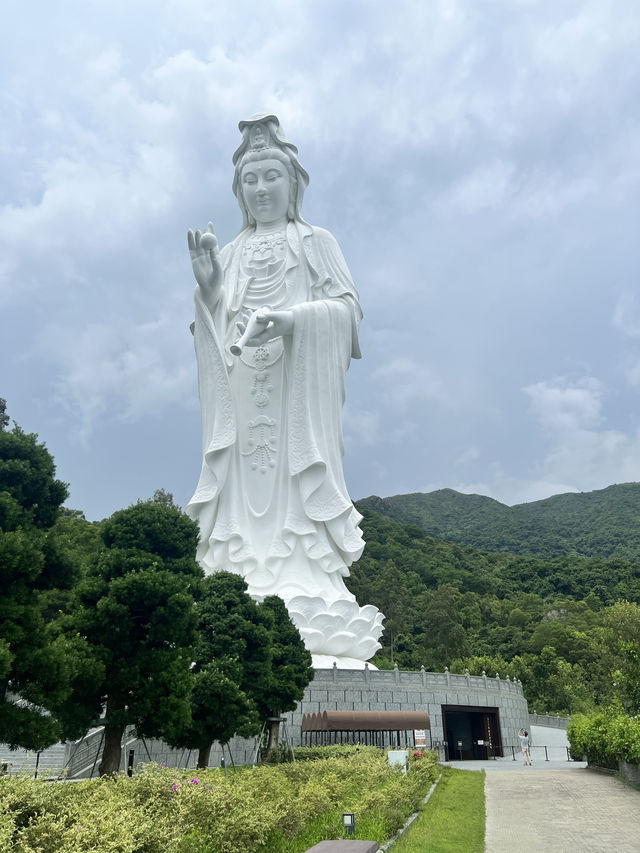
[188,222,223,306]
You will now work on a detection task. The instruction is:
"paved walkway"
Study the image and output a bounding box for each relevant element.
[483,768,640,852]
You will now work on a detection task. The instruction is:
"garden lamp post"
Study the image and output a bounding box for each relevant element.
[343,812,355,836]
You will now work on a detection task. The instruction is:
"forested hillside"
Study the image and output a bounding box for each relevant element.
[53,498,640,717]
[357,482,640,558]
[346,508,640,715]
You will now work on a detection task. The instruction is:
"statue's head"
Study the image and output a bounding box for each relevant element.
[232,114,309,228]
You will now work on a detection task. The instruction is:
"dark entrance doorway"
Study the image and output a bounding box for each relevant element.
[442,705,502,759]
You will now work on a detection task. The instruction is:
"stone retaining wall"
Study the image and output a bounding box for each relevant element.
[138,665,529,770]
[60,665,531,775]
[618,760,640,784]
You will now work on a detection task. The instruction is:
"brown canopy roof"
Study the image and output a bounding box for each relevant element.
[301,710,430,732]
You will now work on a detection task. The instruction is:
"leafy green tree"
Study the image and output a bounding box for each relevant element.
[253,596,313,760]
[174,572,270,768]
[172,577,312,766]
[40,510,102,621]
[188,665,257,768]
[151,488,179,508]
[0,398,9,430]
[451,653,517,680]
[614,643,640,714]
[423,584,467,669]
[60,501,203,775]
[0,418,79,750]
[603,601,640,713]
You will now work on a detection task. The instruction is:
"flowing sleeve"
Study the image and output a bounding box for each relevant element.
[285,274,365,569]
[185,247,237,552]
[303,225,363,360]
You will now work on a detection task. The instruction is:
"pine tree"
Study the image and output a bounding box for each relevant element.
[60,501,203,775]
[0,415,75,749]
[254,596,313,761]
[173,572,270,768]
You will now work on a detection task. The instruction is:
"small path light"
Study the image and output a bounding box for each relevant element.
[343,812,355,836]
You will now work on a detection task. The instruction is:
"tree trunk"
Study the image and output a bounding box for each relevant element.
[98,723,124,776]
[265,717,280,762]
[196,743,212,769]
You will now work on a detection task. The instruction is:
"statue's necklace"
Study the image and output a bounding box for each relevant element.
[241,231,288,308]
[243,231,286,270]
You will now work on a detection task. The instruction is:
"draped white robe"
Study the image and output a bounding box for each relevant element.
[186,221,366,611]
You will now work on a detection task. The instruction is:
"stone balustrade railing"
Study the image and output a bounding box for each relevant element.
[312,664,525,696]
[528,713,570,730]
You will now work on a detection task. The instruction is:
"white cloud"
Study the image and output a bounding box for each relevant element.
[518,374,640,498]
[343,407,380,447]
[613,292,640,338]
[455,446,480,467]
[625,359,640,389]
[3,0,640,520]
[47,311,195,443]
[524,376,604,433]
[371,357,446,409]
[438,160,516,216]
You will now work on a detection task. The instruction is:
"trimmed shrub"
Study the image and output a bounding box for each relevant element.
[0,750,440,852]
[568,710,640,769]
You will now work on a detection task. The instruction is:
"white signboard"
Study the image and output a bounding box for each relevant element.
[414,729,427,747]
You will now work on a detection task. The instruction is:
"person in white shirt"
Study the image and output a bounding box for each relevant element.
[518,729,532,765]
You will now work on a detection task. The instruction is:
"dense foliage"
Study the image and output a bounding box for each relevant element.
[0,413,79,750]
[0,751,440,852]
[347,509,640,714]
[1,407,312,765]
[567,709,640,767]
[175,572,270,767]
[5,402,640,746]
[254,595,313,759]
[57,501,204,774]
[358,482,640,559]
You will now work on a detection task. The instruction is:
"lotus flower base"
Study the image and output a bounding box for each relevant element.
[286,595,385,667]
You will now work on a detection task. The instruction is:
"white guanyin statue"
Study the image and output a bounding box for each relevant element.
[186,114,384,668]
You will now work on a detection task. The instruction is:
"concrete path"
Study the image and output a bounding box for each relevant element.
[447,758,586,773]
[484,768,640,852]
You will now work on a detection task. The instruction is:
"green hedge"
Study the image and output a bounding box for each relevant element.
[293,745,380,761]
[568,710,640,768]
[0,750,440,852]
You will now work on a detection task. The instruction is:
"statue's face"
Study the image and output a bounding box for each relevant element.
[241,158,291,225]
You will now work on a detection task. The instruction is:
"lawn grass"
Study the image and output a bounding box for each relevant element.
[391,767,485,853]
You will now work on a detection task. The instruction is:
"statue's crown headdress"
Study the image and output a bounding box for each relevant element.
[232,114,309,226]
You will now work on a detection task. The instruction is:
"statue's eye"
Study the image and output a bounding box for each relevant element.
[243,173,257,184]
[265,170,280,181]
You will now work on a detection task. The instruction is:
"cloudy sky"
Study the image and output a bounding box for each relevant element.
[2,0,640,521]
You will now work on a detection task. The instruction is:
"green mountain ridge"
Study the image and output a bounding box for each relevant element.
[345,505,640,713]
[356,482,640,559]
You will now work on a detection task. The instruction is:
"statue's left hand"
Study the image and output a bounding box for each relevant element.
[235,308,294,348]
